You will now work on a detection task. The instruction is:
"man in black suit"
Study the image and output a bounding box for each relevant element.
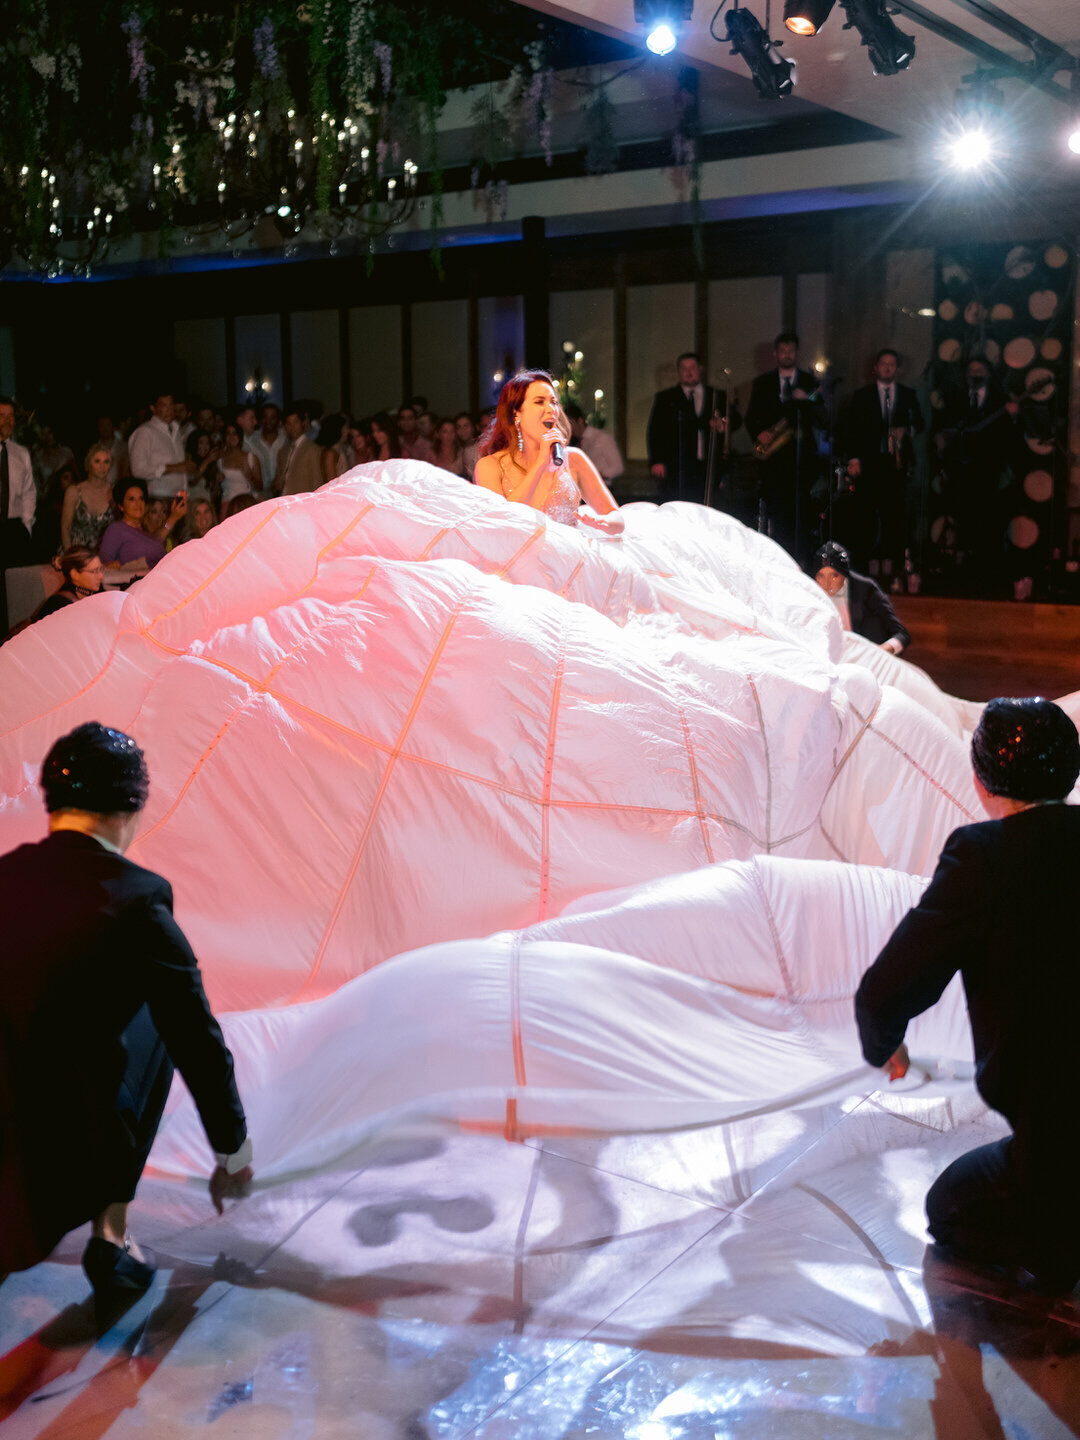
[856,698,1080,1291]
[0,723,252,1300]
[843,348,924,577]
[744,332,823,564]
[646,351,736,506]
[811,541,909,653]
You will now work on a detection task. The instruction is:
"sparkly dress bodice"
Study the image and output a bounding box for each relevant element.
[499,452,581,526]
[69,494,113,550]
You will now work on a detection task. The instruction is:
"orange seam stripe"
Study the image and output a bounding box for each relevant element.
[680,708,716,865]
[537,636,566,921]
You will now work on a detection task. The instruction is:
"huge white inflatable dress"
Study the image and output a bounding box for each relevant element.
[2,461,1070,1195]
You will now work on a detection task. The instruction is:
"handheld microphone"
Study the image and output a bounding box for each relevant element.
[544,420,565,467]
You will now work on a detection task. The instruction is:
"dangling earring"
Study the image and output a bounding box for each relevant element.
[516,422,524,453]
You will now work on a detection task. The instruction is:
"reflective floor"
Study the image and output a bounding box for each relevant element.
[3,1095,1079,1438]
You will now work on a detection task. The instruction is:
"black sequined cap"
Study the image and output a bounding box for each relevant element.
[812,541,851,577]
[970,698,1080,802]
[40,722,150,814]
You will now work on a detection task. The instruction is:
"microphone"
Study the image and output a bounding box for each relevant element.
[544,419,565,468]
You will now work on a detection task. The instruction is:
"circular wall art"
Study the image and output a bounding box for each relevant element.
[1045,244,1069,269]
[931,514,957,547]
[963,300,984,326]
[984,340,1001,364]
[1023,470,1054,504]
[1008,515,1039,549]
[938,299,958,321]
[938,338,963,363]
[1025,435,1054,456]
[1028,290,1058,321]
[1040,337,1063,361]
[1003,336,1036,369]
[1004,246,1036,279]
[990,303,1014,322]
[1023,367,1055,402]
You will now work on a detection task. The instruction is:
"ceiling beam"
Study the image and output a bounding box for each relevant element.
[890,0,1076,102]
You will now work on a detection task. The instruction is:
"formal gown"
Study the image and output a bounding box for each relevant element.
[498,451,582,526]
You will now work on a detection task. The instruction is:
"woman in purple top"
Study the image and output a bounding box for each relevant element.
[99,479,168,572]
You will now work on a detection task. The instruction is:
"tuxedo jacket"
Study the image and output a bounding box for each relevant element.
[0,831,247,1270]
[845,383,924,466]
[744,367,820,445]
[856,803,1080,1147]
[280,434,325,495]
[646,384,736,483]
[846,570,910,649]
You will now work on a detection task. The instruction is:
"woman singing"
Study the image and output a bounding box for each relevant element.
[474,371,623,534]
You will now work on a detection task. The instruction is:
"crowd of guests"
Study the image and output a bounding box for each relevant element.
[3,386,603,636]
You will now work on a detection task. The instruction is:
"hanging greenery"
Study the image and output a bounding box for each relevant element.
[0,0,487,274]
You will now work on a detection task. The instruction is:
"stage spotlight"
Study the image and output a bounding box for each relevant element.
[947,127,993,170]
[837,0,914,75]
[1068,125,1080,156]
[634,0,693,56]
[784,0,835,37]
[725,7,795,100]
[646,22,677,54]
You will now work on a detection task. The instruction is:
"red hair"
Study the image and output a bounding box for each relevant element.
[477,369,568,458]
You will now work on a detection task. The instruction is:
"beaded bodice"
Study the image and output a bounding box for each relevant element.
[498,452,581,526]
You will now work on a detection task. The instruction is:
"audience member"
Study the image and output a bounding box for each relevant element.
[317,413,350,485]
[128,393,190,499]
[225,494,257,519]
[195,406,220,445]
[0,723,251,1291]
[370,412,402,461]
[811,540,910,654]
[563,402,624,483]
[62,444,116,551]
[278,404,324,494]
[32,461,79,560]
[397,405,431,462]
[218,422,262,509]
[142,495,186,552]
[454,413,479,480]
[95,415,130,486]
[417,410,437,444]
[246,402,286,496]
[0,395,36,635]
[430,418,465,476]
[99,478,170,572]
[348,418,374,466]
[173,399,195,447]
[33,547,104,622]
[33,424,77,488]
[184,497,218,541]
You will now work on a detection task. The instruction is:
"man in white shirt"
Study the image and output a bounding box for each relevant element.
[564,402,624,483]
[173,399,195,448]
[244,403,287,497]
[0,395,37,634]
[128,394,191,500]
[397,405,432,463]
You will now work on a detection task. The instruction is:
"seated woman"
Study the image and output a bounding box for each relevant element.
[370,412,402,462]
[33,547,105,622]
[474,370,622,534]
[183,497,218,542]
[99,479,172,573]
[430,417,465,477]
[62,444,117,552]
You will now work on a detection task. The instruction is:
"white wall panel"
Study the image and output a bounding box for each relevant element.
[412,299,470,417]
[796,272,830,377]
[349,306,402,415]
[291,309,341,413]
[708,277,783,420]
[626,283,695,460]
[478,295,524,412]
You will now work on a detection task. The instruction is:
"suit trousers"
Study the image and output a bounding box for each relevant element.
[926,1134,1080,1288]
[112,1003,175,1202]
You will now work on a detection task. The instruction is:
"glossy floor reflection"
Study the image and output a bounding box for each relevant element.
[2,1103,1079,1439]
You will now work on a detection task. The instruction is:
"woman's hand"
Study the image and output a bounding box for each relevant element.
[578,505,624,536]
[538,427,564,469]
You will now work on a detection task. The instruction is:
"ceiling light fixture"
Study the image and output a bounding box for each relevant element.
[724,6,796,100]
[837,0,915,76]
[942,76,1006,173]
[783,0,836,38]
[634,0,693,57]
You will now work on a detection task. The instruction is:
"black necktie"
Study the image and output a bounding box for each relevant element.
[781,377,791,403]
[882,387,892,423]
[0,441,9,525]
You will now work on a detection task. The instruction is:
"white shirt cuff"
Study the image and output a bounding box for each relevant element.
[214,1135,253,1174]
[882,637,904,655]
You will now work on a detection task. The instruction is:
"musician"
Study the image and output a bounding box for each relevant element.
[844,349,924,577]
[646,352,737,506]
[745,333,823,563]
[935,356,1018,584]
